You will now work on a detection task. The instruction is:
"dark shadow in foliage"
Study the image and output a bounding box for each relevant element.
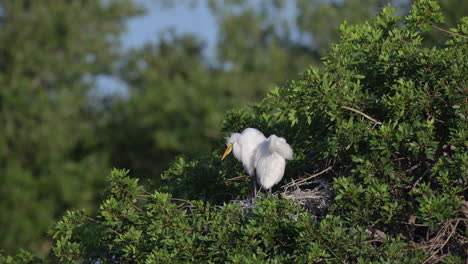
[158,152,253,204]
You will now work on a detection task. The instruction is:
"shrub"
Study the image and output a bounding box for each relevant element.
[50,170,429,263]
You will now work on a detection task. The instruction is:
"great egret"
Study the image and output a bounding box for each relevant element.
[221,128,266,197]
[221,128,294,197]
[254,135,293,192]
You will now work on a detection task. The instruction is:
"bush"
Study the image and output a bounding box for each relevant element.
[50,169,429,263]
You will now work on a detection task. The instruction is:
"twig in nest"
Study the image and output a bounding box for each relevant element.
[421,218,466,264]
[282,166,332,189]
[431,25,468,39]
[336,104,382,125]
[287,178,300,191]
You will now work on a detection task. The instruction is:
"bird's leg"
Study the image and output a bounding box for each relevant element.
[250,176,257,199]
[254,182,257,199]
[268,188,272,195]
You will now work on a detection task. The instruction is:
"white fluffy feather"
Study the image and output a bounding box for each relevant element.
[254,135,293,190]
[226,128,266,176]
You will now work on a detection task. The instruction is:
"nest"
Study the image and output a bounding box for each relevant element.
[280,179,331,218]
[232,178,332,220]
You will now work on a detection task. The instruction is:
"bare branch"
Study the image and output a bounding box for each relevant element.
[170,197,195,207]
[83,216,122,236]
[282,166,332,189]
[410,168,431,192]
[431,25,468,39]
[336,104,382,125]
[421,218,467,264]
[132,203,143,212]
[225,175,250,182]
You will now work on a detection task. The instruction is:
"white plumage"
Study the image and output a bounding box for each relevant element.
[254,135,293,190]
[221,128,293,196]
[222,128,266,176]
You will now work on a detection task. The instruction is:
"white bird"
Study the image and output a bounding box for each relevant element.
[221,128,266,197]
[254,134,293,192]
[221,128,294,197]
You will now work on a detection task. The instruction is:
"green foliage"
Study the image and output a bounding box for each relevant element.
[48,1,467,262]
[0,250,44,264]
[104,34,245,178]
[103,0,468,190]
[407,0,445,31]
[0,0,139,254]
[50,170,428,263]
[107,0,415,179]
[2,0,467,262]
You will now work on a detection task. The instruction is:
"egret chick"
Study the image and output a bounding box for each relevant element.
[221,128,266,197]
[254,134,293,192]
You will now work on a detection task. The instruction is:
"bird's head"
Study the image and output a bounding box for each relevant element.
[221,133,241,161]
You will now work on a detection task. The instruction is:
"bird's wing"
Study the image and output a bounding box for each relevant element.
[253,140,268,169]
[240,129,267,175]
[270,137,293,160]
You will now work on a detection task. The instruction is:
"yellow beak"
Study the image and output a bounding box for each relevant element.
[221,143,233,161]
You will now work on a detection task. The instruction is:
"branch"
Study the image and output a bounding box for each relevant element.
[410,168,431,193]
[422,220,458,264]
[431,25,468,39]
[421,218,467,264]
[225,175,250,182]
[282,166,332,189]
[83,215,122,236]
[132,203,143,212]
[336,104,382,125]
[170,197,195,208]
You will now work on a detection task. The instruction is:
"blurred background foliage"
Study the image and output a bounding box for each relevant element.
[0,0,466,256]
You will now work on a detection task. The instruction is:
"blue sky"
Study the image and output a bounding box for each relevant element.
[95,1,218,97]
[123,1,218,52]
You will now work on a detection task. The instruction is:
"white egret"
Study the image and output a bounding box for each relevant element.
[221,128,294,197]
[221,128,266,197]
[254,135,293,192]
